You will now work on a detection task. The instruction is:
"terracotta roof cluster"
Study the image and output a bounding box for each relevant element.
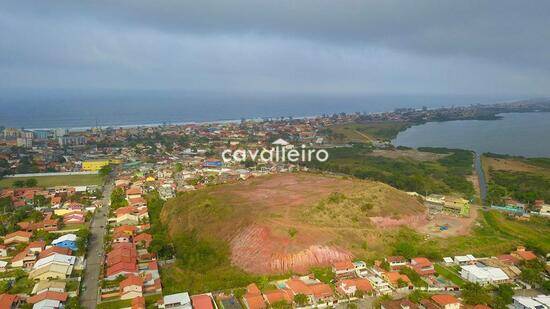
[106,243,138,278]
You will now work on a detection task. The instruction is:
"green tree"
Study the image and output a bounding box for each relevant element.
[99,164,113,177]
[110,187,128,209]
[25,178,38,187]
[461,282,491,305]
[293,294,309,306]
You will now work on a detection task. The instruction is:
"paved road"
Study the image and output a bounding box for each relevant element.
[81,180,113,309]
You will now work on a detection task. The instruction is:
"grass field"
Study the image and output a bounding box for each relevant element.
[0,174,103,188]
[327,121,411,143]
[434,264,465,287]
[97,294,161,309]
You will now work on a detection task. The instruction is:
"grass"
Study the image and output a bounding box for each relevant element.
[0,174,103,188]
[97,294,161,309]
[434,264,465,287]
[327,121,411,143]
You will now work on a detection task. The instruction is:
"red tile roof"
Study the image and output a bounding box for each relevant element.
[0,294,18,308]
[38,246,72,259]
[263,289,292,304]
[120,274,144,290]
[191,294,214,309]
[131,296,146,309]
[332,260,355,271]
[431,294,460,305]
[27,291,68,304]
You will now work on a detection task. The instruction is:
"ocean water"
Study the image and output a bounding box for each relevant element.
[392,112,550,157]
[0,91,516,129]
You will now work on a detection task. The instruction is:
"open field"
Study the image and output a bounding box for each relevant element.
[161,173,425,275]
[308,146,476,198]
[0,174,103,188]
[481,154,550,204]
[156,173,549,294]
[369,148,448,162]
[327,121,411,143]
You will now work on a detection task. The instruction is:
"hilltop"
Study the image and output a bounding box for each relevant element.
[161,173,425,274]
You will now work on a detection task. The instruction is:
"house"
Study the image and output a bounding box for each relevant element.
[429,294,461,309]
[29,253,76,280]
[332,260,356,277]
[410,257,436,276]
[385,256,407,270]
[383,272,412,289]
[129,197,147,208]
[243,283,266,309]
[11,248,38,269]
[0,260,8,272]
[460,264,510,285]
[134,233,152,248]
[160,292,192,309]
[31,281,66,295]
[51,234,78,251]
[126,187,143,199]
[454,255,476,265]
[0,294,20,309]
[3,230,32,245]
[120,274,144,300]
[114,225,137,236]
[191,294,215,309]
[132,296,146,309]
[115,206,140,226]
[39,246,72,259]
[63,212,85,225]
[113,231,132,243]
[513,295,550,309]
[0,245,7,257]
[512,246,538,261]
[336,278,373,297]
[262,290,292,306]
[28,241,46,253]
[285,277,334,304]
[26,291,68,308]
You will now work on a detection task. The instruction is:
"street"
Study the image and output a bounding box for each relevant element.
[80,179,113,309]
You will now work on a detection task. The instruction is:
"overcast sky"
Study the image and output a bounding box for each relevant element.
[1,0,550,97]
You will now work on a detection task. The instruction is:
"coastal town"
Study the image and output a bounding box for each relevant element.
[0,101,549,309]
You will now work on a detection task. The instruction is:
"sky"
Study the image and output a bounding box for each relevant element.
[1,0,550,97]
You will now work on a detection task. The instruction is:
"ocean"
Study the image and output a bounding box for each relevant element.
[0,91,518,129]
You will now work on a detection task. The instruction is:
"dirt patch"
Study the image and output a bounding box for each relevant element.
[482,157,541,179]
[416,205,479,238]
[162,173,426,274]
[369,149,447,162]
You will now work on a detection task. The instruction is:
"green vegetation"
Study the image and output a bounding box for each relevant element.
[326,121,411,143]
[487,170,550,205]
[399,267,427,288]
[434,264,465,287]
[308,145,475,198]
[387,210,550,270]
[99,164,113,177]
[97,294,161,309]
[310,267,334,284]
[461,282,491,305]
[110,187,128,209]
[0,174,103,188]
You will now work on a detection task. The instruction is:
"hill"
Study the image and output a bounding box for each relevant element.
[161,173,425,274]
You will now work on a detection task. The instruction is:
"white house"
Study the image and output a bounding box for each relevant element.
[460,265,510,285]
[513,295,550,309]
[160,293,192,309]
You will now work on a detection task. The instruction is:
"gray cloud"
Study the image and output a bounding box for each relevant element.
[1,0,550,96]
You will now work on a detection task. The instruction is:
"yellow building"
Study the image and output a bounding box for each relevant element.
[82,160,110,171]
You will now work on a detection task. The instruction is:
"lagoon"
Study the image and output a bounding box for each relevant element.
[392,112,550,158]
